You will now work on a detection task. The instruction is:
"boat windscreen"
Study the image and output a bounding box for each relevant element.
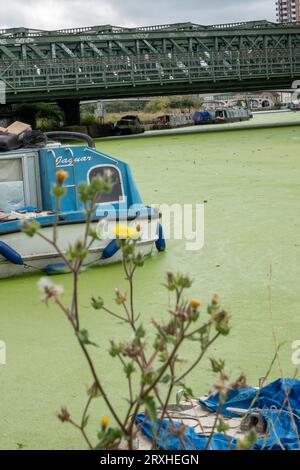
[88,165,123,204]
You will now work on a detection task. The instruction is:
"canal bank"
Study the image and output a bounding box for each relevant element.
[99,110,300,140]
[0,122,299,449]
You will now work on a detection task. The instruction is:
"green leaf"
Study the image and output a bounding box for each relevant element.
[52,184,67,198]
[89,227,100,241]
[177,383,194,397]
[158,351,168,363]
[76,329,98,347]
[16,443,26,450]
[135,324,146,339]
[216,323,230,336]
[124,361,135,378]
[95,428,123,450]
[82,415,89,428]
[22,219,40,238]
[160,374,172,384]
[176,273,193,289]
[217,418,230,433]
[165,335,176,345]
[66,240,88,262]
[237,429,257,450]
[142,370,157,385]
[91,296,104,310]
[87,382,102,398]
[210,357,225,373]
[109,341,123,357]
[143,396,157,423]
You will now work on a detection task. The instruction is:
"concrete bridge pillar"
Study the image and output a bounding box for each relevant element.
[57,99,81,126]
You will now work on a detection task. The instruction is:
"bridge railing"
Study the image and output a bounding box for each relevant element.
[1,49,300,96]
[1,20,297,40]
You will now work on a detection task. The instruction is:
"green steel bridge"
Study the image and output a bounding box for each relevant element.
[1,19,300,119]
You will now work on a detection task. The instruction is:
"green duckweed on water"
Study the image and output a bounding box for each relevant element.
[0,116,300,449]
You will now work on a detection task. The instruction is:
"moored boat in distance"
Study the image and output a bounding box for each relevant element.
[193,107,253,125]
[150,108,252,130]
[151,113,194,130]
[0,131,165,279]
[113,115,145,136]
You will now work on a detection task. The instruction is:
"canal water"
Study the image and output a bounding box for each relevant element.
[0,114,300,448]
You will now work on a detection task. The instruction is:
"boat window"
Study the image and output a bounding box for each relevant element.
[0,158,22,182]
[0,159,25,211]
[88,165,123,203]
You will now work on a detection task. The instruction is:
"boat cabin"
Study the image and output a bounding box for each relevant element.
[0,141,145,231]
[0,132,164,279]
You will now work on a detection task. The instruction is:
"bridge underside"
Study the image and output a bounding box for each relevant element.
[4,76,299,104]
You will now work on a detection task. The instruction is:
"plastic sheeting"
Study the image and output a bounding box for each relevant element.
[0,181,24,212]
[0,159,24,211]
[135,414,236,450]
[192,111,214,123]
[136,379,300,450]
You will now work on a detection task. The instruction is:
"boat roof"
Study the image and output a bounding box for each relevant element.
[0,143,149,231]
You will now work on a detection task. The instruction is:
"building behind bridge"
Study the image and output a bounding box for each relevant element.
[276,0,300,23]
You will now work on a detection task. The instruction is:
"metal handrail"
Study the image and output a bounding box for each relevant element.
[0,48,299,99]
[45,131,95,148]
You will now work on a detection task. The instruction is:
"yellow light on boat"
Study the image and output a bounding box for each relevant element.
[113,225,140,239]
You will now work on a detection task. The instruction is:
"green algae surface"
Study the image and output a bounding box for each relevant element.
[0,116,300,449]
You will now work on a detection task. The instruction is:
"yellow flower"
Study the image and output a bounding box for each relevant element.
[113,224,139,239]
[100,416,109,429]
[190,299,203,309]
[56,170,68,184]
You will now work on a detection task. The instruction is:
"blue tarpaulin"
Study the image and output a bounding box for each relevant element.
[136,379,300,450]
[135,414,236,450]
[192,111,213,123]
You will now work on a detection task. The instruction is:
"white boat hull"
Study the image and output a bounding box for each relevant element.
[0,216,160,279]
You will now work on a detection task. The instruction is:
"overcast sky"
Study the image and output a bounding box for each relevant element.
[1,0,277,31]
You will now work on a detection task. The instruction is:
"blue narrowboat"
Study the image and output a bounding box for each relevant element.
[0,132,165,278]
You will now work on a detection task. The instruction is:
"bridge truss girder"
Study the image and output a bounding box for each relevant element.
[0,21,300,102]
[0,21,299,60]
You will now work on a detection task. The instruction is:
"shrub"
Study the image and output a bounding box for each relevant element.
[23,171,231,450]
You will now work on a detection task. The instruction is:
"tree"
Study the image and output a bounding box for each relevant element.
[145,97,166,113]
[12,102,64,129]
